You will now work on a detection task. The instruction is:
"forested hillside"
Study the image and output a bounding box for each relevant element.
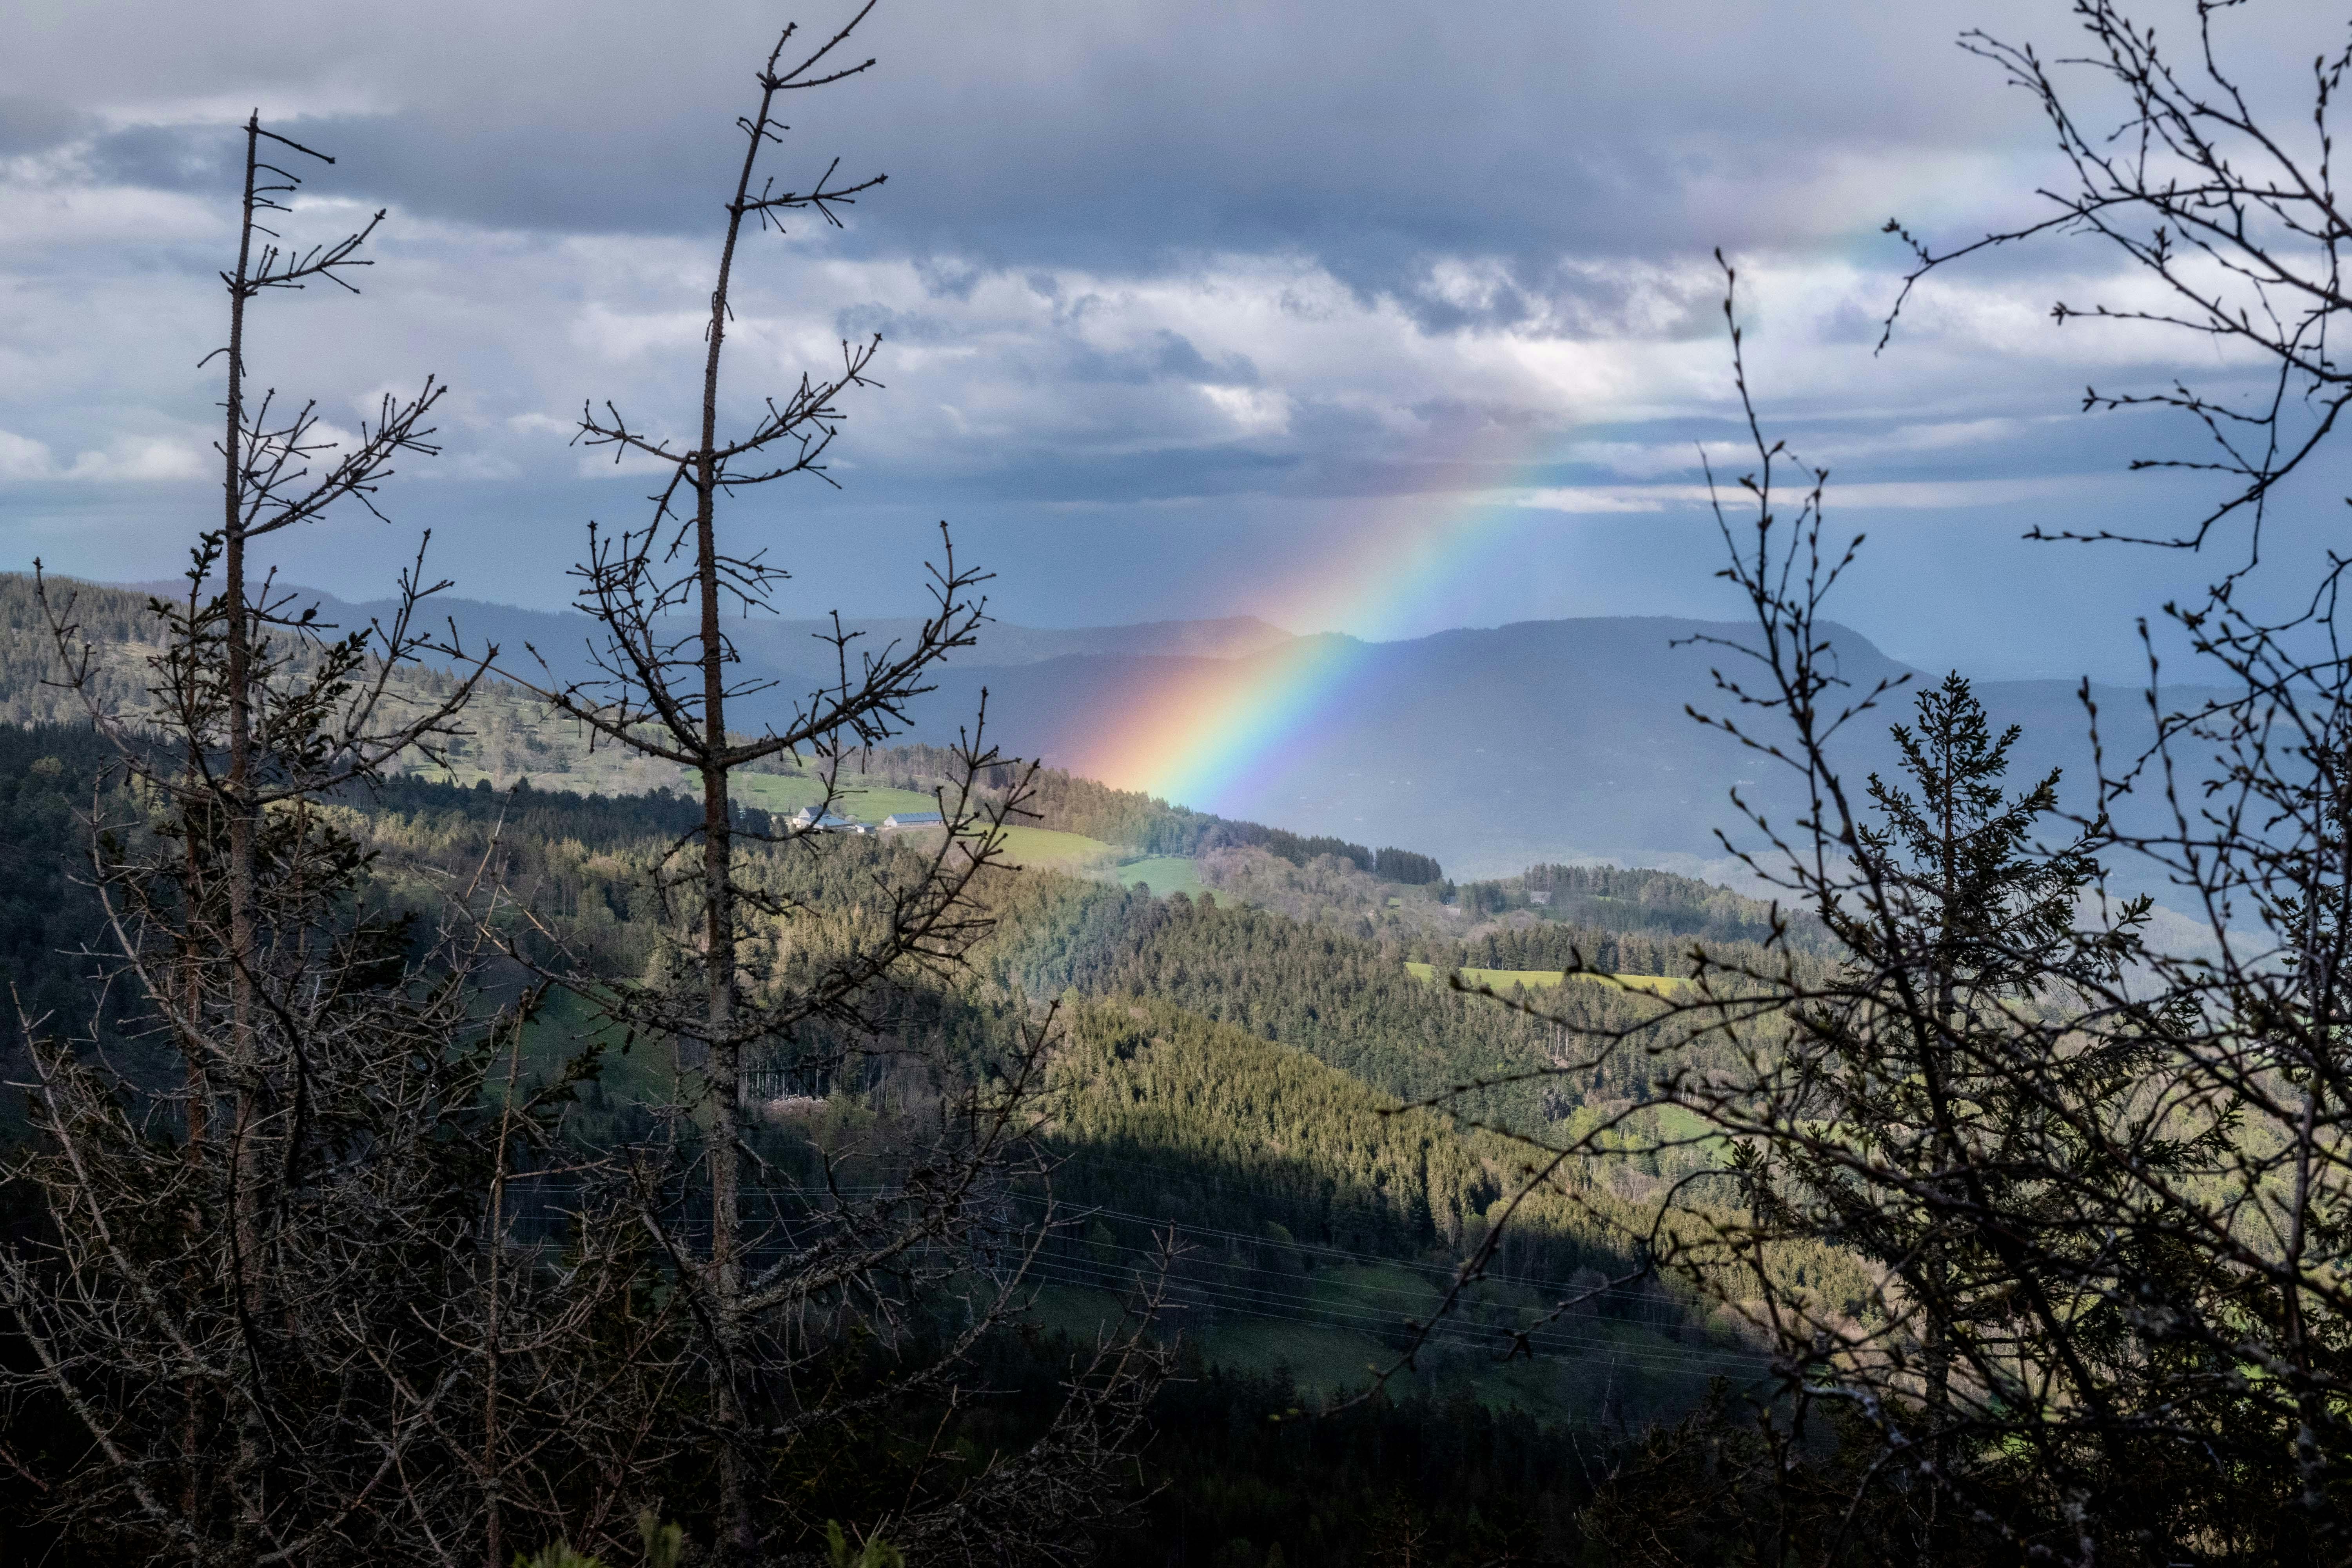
[0,731,1784,1291]
[0,720,1810,1148]
[0,577,1455,880]
[0,595,1850,1564]
[344,769,1860,1340]
[0,724,145,1115]
[979,875,1668,1118]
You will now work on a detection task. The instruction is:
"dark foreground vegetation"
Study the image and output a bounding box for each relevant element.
[1384,2,2352,1550]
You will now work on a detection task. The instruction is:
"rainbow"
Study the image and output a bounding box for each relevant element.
[1082,632,1376,812]
[1083,418,1576,813]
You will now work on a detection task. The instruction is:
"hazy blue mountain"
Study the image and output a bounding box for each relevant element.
[256,587,1296,687]
[889,617,2199,884]
[80,579,2199,886]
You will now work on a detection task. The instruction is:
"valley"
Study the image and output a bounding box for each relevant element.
[0,577,1807,1444]
[0,568,2279,1562]
[166,579,2221,887]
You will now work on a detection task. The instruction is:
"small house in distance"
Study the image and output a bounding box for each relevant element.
[789,807,863,834]
[1528,890,1552,906]
[881,811,944,830]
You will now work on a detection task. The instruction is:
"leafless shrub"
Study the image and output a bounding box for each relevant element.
[4,118,678,1566]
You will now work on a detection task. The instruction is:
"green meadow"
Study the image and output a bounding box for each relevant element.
[1112,855,1204,898]
[716,777,1132,882]
[992,824,1118,871]
[720,771,944,822]
[591,771,1174,890]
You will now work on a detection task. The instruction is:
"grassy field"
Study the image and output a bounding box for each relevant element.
[1405,962,1687,998]
[1648,1102,1720,1146]
[1190,1316,1397,1392]
[718,777,1136,880]
[720,772,943,822]
[1112,855,1204,898]
[992,824,1118,871]
[477,747,1183,895]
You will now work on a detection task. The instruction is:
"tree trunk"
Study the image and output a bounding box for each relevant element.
[699,165,754,1559]
[222,114,266,1568]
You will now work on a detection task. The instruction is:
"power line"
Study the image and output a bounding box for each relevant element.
[1020,1241,1766,1373]
[505,1162,1686,1310]
[1019,1252,1760,1379]
[1058,1232,1759,1363]
[1011,1164,1666,1303]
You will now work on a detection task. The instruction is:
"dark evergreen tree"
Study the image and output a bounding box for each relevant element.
[1373,847,1442,886]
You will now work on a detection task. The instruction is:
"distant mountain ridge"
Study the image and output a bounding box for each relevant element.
[891,615,2207,883]
[56,577,2206,884]
[143,586,1299,680]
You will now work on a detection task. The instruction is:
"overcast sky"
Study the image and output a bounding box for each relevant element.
[4,0,2348,679]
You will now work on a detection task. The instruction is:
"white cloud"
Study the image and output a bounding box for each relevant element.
[0,429,54,479]
[1197,385,1292,438]
[0,144,226,252]
[1516,485,1693,514]
[1512,473,2119,515]
[414,450,521,481]
[1560,440,1748,481]
[0,428,206,481]
[0,0,2328,694]
[73,436,208,481]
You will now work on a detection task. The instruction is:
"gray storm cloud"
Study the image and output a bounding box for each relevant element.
[2,0,2345,677]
